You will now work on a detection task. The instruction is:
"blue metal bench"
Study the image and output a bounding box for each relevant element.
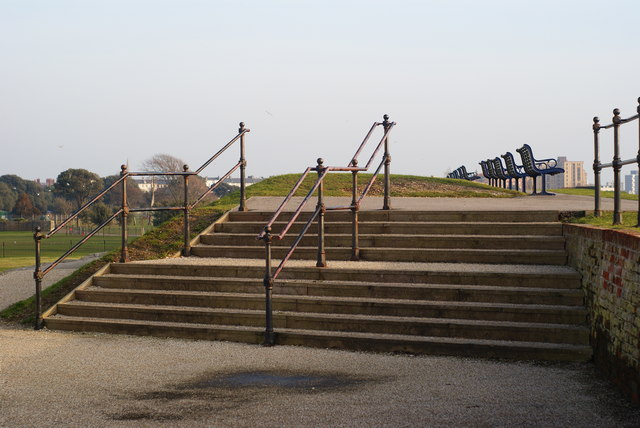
[516,144,564,195]
[479,160,495,186]
[501,152,527,193]
[447,166,480,181]
[492,157,513,190]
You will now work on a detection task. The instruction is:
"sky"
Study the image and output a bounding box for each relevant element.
[2,0,640,184]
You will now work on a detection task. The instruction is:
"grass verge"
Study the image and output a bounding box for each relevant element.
[566,211,640,232]
[553,188,639,201]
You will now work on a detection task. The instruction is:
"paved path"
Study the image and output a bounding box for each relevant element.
[0,255,102,312]
[0,324,638,427]
[246,194,638,212]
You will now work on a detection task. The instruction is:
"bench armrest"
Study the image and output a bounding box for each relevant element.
[534,158,557,169]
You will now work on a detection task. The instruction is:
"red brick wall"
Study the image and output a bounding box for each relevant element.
[564,224,640,403]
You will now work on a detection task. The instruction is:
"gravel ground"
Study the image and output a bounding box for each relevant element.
[0,323,638,427]
[0,255,102,311]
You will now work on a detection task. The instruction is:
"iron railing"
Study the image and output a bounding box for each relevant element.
[32,122,250,329]
[592,98,640,225]
[256,114,396,345]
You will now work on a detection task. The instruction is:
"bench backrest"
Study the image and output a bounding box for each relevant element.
[501,152,522,177]
[492,157,509,179]
[479,161,490,179]
[516,144,539,175]
[485,159,498,178]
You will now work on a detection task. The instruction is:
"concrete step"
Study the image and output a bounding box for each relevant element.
[215,221,563,236]
[74,288,587,324]
[55,302,589,345]
[44,315,592,361]
[229,210,561,223]
[94,274,584,305]
[109,263,582,289]
[190,245,567,265]
[200,233,566,250]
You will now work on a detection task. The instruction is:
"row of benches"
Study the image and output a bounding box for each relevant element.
[447,166,480,180]
[479,144,564,195]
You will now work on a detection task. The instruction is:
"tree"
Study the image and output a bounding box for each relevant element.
[88,202,114,227]
[102,174,149,209]
[140,154,186,205]
[12,193,39,218]
[54,169,104,211]
[0,182,18,212]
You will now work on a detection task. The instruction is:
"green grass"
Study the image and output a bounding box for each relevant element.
[552,188,639,201]
[566,211,640,231]
[0,232,136,273]
[240,173,521,199]
[0,173,518,324]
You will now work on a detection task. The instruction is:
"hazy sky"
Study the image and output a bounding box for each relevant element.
[2,0,639,184]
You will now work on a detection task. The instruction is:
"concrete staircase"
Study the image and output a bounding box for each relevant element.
[44,209,592,361]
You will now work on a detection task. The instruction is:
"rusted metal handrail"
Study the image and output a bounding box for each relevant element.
[257,114,396,345]
[592,99,640,225]
[33,122,250,330]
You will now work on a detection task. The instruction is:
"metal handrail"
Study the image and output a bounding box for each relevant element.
[32,122,250,329]
[592,100,640,225]
[257,114,396,345]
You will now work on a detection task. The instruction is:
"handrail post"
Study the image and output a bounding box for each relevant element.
[316,158,327,267]
[33,226,43,330]
[239,122,248,212]
[119,165,130,263]
[382,114,392,210]
[182,164,191,257]
[262,226,275,346]
[350,160,360,261]
[612,109,622,225]
[592,116,602,217]
[637,98,640,227]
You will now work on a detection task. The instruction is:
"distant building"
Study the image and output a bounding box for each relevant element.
[624,170,638,195]
[547,157,588,189]
[134,177,168,193]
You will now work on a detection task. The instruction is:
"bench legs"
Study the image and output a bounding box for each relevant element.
[539,174,555,196]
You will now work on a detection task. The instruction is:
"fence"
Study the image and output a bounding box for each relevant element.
[592,98,640,225]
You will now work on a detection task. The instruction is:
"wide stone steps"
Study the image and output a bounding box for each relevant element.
[228,210,561,223]
[55,302,588,344]
[191,245,567,265]
[107,263,582,289]
[215,221,563,236]
[70,287,586,324]
[200,233,566,250]
[43,208,592,361]
[93,274,584,305]
[45,316,591,361]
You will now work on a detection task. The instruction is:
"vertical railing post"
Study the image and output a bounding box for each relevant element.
[636,98,640,227]
[262,226,275,346]
[33,226,43,330]
[612,109,622,225]
[119,165,129,263]
[182,164,191,257]
[350,160,360,261]
[382,114,391,210]
[239,122,248,212]
[592,116,601,217]
[316,158,327,268]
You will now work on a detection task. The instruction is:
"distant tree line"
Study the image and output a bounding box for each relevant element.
[0,154,233,227]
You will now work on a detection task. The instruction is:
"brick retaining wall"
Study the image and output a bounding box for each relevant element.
[564,224,640,403]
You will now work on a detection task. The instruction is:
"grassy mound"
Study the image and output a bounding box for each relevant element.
[0,174,517,324]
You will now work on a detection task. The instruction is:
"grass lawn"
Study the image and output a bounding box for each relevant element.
[552,188,639,201]
[567,211,640,231]
[0,231,137,273]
